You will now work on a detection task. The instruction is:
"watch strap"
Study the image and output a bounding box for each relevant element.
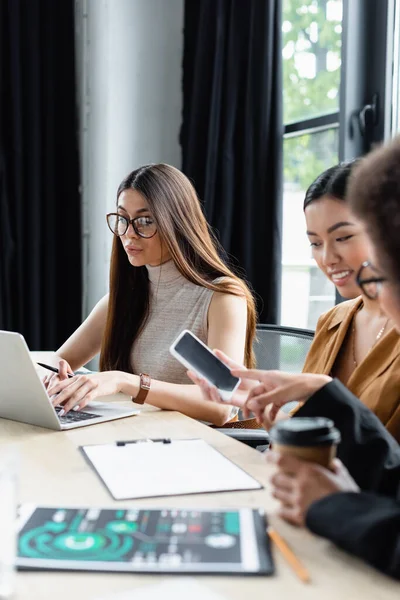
[133,372,151,405]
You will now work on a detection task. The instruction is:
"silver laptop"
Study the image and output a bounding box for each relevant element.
[0,331,141,430]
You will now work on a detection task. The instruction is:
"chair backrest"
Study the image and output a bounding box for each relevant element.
[254,324,314,373]
[222,325,315,429]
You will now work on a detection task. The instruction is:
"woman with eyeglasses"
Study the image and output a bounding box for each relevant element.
[43,164,256,426]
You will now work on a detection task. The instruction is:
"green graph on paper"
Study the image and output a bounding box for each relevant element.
[19,510,135,562]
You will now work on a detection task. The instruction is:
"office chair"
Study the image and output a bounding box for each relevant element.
[214,324,315,449]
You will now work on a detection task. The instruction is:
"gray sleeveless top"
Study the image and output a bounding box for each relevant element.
[130,260,214,383]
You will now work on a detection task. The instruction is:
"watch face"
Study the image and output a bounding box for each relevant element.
[140,374,151,390]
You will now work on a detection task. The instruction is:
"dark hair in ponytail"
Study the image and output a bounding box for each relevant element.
[303,159,359,210]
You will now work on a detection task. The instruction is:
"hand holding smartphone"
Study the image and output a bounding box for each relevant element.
[169,330,241,401]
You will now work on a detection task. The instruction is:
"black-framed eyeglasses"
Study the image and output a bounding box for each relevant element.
[356,261,387,300]
[106,213,157,239]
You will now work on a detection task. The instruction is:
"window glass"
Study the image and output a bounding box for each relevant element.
[281,129,338,329]
[283,0,342,123]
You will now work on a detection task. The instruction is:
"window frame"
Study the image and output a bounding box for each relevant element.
[339,0,394,161]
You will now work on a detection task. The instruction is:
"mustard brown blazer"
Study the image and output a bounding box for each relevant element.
[302,296,400,442]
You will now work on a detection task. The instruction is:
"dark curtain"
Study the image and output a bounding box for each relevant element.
[181,0,283,323]
[0,0,81,349]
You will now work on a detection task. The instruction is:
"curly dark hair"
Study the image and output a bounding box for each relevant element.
[349,136,400,284]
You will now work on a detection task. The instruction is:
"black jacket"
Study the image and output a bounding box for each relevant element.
[297,379,400,579]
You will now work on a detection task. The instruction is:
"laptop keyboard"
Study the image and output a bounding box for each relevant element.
[55,406,99,424]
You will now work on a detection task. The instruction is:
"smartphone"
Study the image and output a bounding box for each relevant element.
[169,330,241,401]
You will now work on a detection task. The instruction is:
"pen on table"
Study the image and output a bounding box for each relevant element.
[268,526,311,584]
[36,363,74,378]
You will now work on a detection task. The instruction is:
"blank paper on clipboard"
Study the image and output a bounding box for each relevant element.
[81,438,262,500]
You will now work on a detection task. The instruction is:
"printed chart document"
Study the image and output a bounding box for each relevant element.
[81,438,262,500]
[17,505,274,575]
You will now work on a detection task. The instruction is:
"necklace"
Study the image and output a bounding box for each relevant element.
[352,314,389,368]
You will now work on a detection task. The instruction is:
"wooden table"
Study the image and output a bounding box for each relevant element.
[0,354,398,599]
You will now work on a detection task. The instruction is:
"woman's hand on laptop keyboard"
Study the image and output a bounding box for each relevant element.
[46,370,134,415]
[42,359,74,389]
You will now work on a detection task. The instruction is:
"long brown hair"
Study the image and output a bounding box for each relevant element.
[100,164,257,372]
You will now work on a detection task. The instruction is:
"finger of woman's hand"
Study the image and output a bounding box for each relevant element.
[187,370,213,394]
[238,398,272,424]
[230,368,265,381]
[238,378,260,393]
[187,370,202,385]
[58,359,73,380]
[249,384,300,415]
[277,504,303,527]
[242,396,257,419]
[245,400,265,422]
[55,378,95,413]
[61,382,95,413]
[271,486,295,505]
[48,376,76,400]
[242,403,250,419]
[246,383,266,401]
[270,471,295,492]
[259,403,277,430]
[43,372,60,389]
[245,403,267,424]
[246,378,277,401]
[268,403,280,423]
[266,450,304,474]
[330,458,360,492]
[198,377,221,403]
[202,381,221,403]
[245,393,274,418]
[187,370,226,404]
[331,458,345,474]
[42,374,50,389]
[213,350,244,370]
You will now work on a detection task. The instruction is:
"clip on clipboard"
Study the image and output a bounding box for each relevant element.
[80,438,262,500]
[115,438,171,446]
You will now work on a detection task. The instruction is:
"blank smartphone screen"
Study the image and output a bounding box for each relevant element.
[175,333,239,391]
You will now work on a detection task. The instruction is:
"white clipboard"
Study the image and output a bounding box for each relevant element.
[81,438,262,500]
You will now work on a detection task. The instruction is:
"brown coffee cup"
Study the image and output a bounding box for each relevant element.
[269,417,341,469]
